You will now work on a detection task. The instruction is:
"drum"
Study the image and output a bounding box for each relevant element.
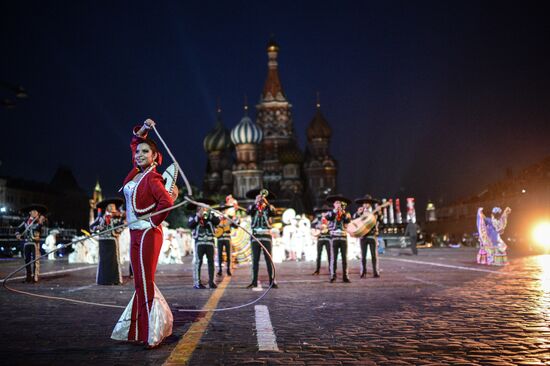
[346,212,376,238]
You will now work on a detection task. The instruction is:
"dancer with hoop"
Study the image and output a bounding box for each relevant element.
[111,119,178,349]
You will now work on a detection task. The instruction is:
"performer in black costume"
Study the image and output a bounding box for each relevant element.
[353,194,382,278]
[188,198,219,289]
[246,188,277,289]
[90,197,124,285]
[16,204,47,283]
[311,205,332,275]
[216,195,239,277]
[325,195,352,283]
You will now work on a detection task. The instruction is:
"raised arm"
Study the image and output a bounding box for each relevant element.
[496,207,512,234]
[130,119,156,167]
[477,208,489,246]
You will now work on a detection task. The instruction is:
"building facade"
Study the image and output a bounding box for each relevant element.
[202,40,338,211]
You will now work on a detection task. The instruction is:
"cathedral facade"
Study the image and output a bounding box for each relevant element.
[202,40,338,211]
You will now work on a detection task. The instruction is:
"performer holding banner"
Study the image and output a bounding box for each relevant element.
[16,204,47,283]
[188,198,219,289]
[111,118,178,349]
[90,197,124,285]
[311,205,332,275]
[352,194,384,278]
[325,195,352,283]
[246,188,278,289]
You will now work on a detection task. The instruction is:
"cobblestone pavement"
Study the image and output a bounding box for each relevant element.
[1,247,549,365]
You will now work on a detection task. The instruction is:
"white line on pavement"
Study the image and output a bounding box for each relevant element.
[255,305,279,352]
[3,265,97,282]
[384,257,512,275]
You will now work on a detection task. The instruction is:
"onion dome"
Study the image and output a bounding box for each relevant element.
[279,140,304,165]
[230,109,263,145]
[307,106,332,141]
[203,112,231,152]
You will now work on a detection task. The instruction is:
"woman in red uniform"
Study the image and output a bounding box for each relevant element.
[111,118,178,348]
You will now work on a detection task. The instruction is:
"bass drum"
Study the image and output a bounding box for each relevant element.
[346,212,377,238]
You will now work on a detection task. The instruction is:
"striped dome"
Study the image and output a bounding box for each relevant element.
[203,119,231,152]
[230,115,263,145]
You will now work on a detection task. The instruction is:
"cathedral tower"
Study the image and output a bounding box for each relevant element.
[304,101,337,208]
[255,39,294,195]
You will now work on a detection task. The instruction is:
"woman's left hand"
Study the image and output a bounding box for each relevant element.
[170,185,179,201]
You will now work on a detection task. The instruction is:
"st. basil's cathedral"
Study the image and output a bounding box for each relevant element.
[202,40,338,211]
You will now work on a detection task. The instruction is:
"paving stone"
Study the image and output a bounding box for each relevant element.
[1,248,550,365]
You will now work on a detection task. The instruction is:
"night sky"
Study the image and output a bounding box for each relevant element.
[2,1,549,214]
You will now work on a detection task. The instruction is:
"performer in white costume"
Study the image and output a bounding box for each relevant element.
[296,215,314,262]
[43,229,60,260]
[283,216,298,261]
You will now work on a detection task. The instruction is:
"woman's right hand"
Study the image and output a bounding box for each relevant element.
[144,118,156,129]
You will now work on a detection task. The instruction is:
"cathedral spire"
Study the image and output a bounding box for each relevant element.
[215,98,222,127]
[262,38,286,102]
[316,91,321,109]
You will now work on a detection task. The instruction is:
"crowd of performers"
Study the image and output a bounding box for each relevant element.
[12,118,513,349]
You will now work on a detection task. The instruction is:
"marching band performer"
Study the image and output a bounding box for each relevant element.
[216,195,239,277]
[246,188,278,289]
[312,205,332,275]
[90,197,125,285]
[325,195,352,283]
[16,204,47,283]
[353,194,381,278]
[111,118,178,349]
[188,198,219,289]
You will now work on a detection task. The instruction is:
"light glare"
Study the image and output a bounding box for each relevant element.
[533,222,550,247]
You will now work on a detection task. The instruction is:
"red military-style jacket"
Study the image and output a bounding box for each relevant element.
[121,126,173,228]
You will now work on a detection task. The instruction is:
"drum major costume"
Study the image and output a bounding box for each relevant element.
[216,196,239,277]
[325,195,352,283]
[16,204,47,283]
[353,195,381,278]
[188,198,220,289]
[312,205,331,275]
[246,189,277,289]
